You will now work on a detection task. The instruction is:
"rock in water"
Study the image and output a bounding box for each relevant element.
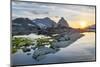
[32,47,55,61]
[52,32,84,48]
[22,47,31,52]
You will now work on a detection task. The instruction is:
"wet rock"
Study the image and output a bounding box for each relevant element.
[58,37,65,41]
[31,46,36,50]
[33,55,46,61]
[27,53,31,55]
[69,33,84,41]
[52,41,72,48]
[32,47,55,60]
[52,33,84,48]
[22,47,31,52]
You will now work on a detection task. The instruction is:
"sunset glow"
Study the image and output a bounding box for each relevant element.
[79,21,87,29]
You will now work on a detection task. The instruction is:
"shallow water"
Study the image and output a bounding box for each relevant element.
[11,32,95,65]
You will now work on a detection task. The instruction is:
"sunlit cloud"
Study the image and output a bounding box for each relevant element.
[12,1,95,28]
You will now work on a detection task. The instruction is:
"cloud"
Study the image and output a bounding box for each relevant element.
[12,1,95,22]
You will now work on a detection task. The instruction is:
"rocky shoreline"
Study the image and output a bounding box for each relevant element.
[32,32,84,61]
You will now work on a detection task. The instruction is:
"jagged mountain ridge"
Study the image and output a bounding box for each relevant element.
[32,17,57,29]
[12,17,70,35]
[12,18,39,35]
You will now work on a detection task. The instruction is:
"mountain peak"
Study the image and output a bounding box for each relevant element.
[44,17,50,20]
[60,17,65,20]
[32,17,57,29]
[57,17,69,28]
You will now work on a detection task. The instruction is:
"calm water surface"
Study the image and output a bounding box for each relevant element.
[11,32,95,65]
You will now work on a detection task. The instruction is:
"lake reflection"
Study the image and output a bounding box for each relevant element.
[11,32,95,65]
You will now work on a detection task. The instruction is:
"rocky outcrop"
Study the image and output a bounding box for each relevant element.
[51,32,84,48]
[32,47,56,61]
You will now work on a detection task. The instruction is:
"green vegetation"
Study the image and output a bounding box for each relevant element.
[12,37,56,54]
[12,37,33,53]
[12,47,17,54]
[12,37,33,48]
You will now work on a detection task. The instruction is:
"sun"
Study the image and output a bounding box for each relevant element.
[79,21,87,29]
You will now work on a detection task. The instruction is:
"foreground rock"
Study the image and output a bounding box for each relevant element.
[32,32,84,61]
[32,47,56,61]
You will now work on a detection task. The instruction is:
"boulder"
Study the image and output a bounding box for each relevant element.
[32,47,55,60]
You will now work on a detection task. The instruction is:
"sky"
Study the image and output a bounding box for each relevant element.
[12,1,95,28]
